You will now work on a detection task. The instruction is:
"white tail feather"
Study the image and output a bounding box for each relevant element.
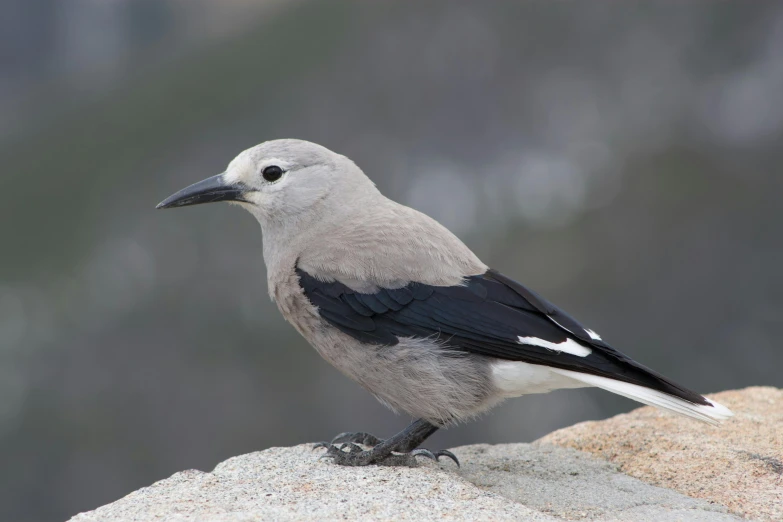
[550,368,734,426]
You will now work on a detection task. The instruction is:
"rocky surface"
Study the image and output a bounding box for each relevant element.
[540,387,782,522]
[70,387,779,521]
[70,443,740,522]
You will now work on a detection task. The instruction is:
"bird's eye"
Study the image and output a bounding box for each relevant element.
[262,165,284,182]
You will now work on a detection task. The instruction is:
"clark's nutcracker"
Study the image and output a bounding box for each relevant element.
[157,139,733,467]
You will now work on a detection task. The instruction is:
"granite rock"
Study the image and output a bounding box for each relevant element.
[540,387,782,522]
[70,442,741,521]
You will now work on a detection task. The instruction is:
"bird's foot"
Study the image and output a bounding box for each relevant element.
[313,419,457,467]
[313,440,459,467]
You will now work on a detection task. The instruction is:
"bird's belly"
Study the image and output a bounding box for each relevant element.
[307,331,499,426]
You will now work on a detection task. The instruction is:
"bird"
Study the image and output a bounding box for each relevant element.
[157,139,733,467]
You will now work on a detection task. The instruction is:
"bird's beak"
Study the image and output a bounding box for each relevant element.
[156,174,251,209]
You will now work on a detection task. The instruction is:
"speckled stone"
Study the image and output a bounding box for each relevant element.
[540,386,782,522]
[70,441,741,521]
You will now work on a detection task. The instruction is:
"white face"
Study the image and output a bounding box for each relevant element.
[220,142,339,224]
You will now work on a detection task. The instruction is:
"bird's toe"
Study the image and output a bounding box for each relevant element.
[329,431,383,447]
[338,442,364,454]
[319,444,375,466]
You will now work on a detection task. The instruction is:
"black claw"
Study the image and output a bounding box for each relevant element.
[329,432,355,444]
[318,445,337,460]
[320,444,355,462]
[408,448,459,467]
[410,448,437,461]
[434,449,460,467]
[312,441,329,450]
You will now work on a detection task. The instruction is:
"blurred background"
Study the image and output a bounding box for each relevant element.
[2,1,782,520]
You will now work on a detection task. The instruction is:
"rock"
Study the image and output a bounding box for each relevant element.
[71,388,779,521]
[70,443,740,522]
[539,386,783,522]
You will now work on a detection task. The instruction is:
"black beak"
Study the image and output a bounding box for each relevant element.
[156,174,250,209]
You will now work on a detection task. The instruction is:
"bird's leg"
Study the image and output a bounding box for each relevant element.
[314,419,459,467]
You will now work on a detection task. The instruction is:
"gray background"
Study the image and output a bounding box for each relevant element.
[1,1,781,521]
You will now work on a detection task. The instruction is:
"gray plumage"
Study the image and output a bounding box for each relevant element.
[231,141,495,425]
[158,139,732,466]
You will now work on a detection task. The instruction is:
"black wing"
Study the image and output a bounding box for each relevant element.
[297,268,708,406]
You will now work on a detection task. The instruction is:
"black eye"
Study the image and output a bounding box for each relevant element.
[262,165,284,182]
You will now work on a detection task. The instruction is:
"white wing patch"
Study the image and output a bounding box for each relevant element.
[585,329,602,341]
[517,336,592,357]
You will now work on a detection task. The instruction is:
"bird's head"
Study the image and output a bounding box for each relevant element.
[157,139,375,227]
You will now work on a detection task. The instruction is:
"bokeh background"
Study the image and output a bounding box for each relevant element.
[2,1,782,520]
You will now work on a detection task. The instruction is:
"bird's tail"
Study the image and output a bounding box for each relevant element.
[550,368,734,425]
